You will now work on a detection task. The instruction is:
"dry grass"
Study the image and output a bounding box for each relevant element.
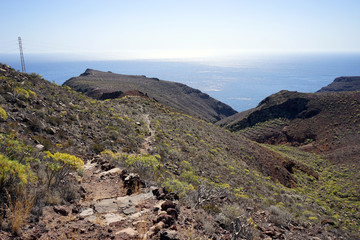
[136,214,152,240]
[6,187,34,235]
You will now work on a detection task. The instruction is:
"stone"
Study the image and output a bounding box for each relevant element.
[161,200,177,211]
[79,208,94,217]
[321,219,335,226]
[159,229,180,240]
[104,213,125,225]
[123,206,137,215]
[98,167,122,178]
[53,206,69,216]
[128,209,151,220]
[152,187,168,200]
[154,214,175,227]
[153,200,166,212]
[115,191,153,208]
[35,144,44,151]
[101,162,115,171]
[145,221,165,239]
[45,127,56,135]
[166,208,178,220]
[116,227,138,237]
[123,173,145,195]
[94,198,119,213]
[79,186,87,193]
[72,207,79,214]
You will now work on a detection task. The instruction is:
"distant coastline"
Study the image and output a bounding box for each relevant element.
[2,52,360,111]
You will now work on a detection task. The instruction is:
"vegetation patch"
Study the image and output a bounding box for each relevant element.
[0,107,8,121]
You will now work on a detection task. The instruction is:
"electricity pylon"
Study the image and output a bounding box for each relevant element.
[18,37,26,73]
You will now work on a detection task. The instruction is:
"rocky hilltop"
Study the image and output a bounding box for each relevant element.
[218,90,360,162]
[317,76,360,92]
[63,69,237,123]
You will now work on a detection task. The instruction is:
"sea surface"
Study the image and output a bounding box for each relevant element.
[2,52,360,112]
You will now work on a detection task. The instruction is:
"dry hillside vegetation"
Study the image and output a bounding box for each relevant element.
[0,63,358,239]
[218,90,360,163]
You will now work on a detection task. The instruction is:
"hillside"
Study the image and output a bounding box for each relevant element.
[63,69,237,123]
[217,89,360,238]
[217,90,360,163]
[317,76,360,92]
[0,63,359,239]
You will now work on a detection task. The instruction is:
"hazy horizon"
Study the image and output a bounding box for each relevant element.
[1,0,360,61]
[2,52,360,112]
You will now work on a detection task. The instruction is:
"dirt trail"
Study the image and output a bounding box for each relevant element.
[19,157,171,240]
[6,114,190,240]
[140,114,155,155]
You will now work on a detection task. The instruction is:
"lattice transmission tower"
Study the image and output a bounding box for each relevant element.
[18,37,26,73]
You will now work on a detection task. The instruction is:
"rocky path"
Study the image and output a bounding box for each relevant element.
[140,114,155,155]
[18,156,183,240]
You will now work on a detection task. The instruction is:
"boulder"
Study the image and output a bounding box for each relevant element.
[53,206,69,216]
[154,214,175,227]
[161,200,177,211]
[166,208,178,220]
[159,229,180,240]
[123,173,145,195]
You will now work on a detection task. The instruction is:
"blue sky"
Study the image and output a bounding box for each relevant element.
[1,0,360,60]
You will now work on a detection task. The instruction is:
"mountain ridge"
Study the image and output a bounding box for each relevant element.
[63,69,237,123]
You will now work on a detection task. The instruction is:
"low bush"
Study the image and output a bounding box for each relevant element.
[0,153,34,191]
[268,204,293,226]
[0,107,7,121]
[6,187,34,235]
[44,151,84,188]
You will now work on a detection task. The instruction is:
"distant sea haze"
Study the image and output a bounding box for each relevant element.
[3,52,360,112]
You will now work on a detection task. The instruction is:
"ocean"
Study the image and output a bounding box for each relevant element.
[2,52,360,112]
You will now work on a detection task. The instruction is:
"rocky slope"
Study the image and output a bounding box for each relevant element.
[217,90,360,163]
[63,69,237,123]
[0,63,358,239]
[9,155,223,240]
[217,89,360,238]
[317,76,360,92]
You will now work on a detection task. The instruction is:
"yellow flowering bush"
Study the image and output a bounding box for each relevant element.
[0,153,34,188]
[44,151,84,188]
[0,107,8,121]
[14,87,37,100]
[125,154,162,172]
[14,87,29,99]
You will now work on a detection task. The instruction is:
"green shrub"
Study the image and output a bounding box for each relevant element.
[90,143,105,154]
[102,150,162,174]
[0,107,7,121]
[0,153,34,189]
[125,154,162,172]
[14,87,29,99]
[163,178,195,197]
[44,151,84,188]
